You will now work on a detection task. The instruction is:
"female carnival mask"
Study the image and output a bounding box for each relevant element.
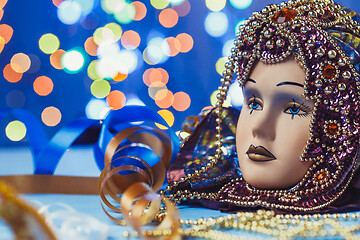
[167,0,360,212]
[220,0,360,212]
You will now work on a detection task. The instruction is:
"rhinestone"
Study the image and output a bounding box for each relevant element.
[307,39,315,47]
[317,47,325,57]
[276,39,285,47]
[242,51,249,58]
[300,26,308,33]
[264,30,272,38]
[315,79,323,87]
[327,123,339,135]
[324,86,332,94]
[248,36,256,44]
[323,64,336,79]
[272,8,298,23]
[338,83,346,91]
[338,58,346,66]
[266,40,274,49]
[343,71,351,79]
[328,50,337,59]
[309,11,317,17]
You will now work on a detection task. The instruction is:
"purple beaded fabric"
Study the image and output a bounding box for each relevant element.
[219,0,360,212]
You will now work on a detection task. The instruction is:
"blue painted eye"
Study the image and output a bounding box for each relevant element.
[289,107,300,114]
[250,102,259,109]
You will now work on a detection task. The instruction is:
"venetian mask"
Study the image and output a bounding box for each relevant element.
[218,0,360,211]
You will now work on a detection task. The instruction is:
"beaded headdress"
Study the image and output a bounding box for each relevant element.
[167,0,360,212]
[218,0,360,211]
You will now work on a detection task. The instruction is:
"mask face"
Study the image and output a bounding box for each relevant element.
[236,58,315,189]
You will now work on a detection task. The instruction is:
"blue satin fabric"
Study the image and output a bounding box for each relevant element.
[0,106,180,176]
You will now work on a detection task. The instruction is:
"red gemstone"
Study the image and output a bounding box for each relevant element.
[328,123,338,135]
[272,8,298,23]
[323,64,336,79]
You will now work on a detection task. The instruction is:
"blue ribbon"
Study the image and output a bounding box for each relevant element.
[0,106,180,175]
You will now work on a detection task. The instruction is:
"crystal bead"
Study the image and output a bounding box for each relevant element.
[328,123,339,135]
[272,8,298,23]
[323,64,336,79]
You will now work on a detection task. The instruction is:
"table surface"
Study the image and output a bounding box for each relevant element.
[0,146,359,239]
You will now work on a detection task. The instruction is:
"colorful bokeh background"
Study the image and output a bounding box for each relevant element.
[0,0,359,145]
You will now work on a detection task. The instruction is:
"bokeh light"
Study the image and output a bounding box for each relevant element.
[155,109,174,129]
[52,0,64,7]
[215,57,226,76]
[171,0,190,17]
[159,8,178,28]
[6,90,26,108]
[10,53,31,73]
[222,39,234,57]
[148,82,167,100]
[131,1,147,21]
[205,12,228,37]
[27,54,41,74]
[57,0,82,25]
[113,2,135,24]
[90,79,111,98]
[87,60,101,80]
[3,63,22,83]
[33,76,54,96]
[121,30,140,50]
[228,82,244,107]
[0,24,13,44]
[41,106,62,127]
[80,12,99,30]
[50,49,65,69]
[106,90,126,110]
[150,0,169,9]
[229,0,253,9]
[205,0,226,12]
[145,37,169,64]
[172,91,191,111]
[5,120,27,142]
[155,89,174,108]
[84,37,98,56]
[168,0,185,5]
[163,37,181,56]
[61,48,86,73]
[39,33,60,54]
[75,0,95,15]
[85,98,110,119]
[113,72,127,81]
[0,9,3,21]
[101,0,126,14]
[176,33,193,53]
[143,68,169,86]
[104,22,122,42]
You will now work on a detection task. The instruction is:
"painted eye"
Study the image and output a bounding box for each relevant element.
[250,102,260,110]
[284,101,311,119]
[247,97,263,113]
[288,106,300,114]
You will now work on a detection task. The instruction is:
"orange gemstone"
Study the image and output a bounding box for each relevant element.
[323,64,336,79]
[317,173,324,180]
[272,8,298,23]
[328,123,338,135]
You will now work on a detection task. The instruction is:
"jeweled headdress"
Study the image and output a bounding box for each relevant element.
[167,0,360,212]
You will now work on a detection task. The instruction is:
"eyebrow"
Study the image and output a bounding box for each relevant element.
[245,78,256,84]
[276,81,304,88]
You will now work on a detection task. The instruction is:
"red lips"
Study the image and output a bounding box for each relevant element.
[246,145,276,161]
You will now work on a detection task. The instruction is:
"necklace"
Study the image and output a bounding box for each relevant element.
[124,209,360,239]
